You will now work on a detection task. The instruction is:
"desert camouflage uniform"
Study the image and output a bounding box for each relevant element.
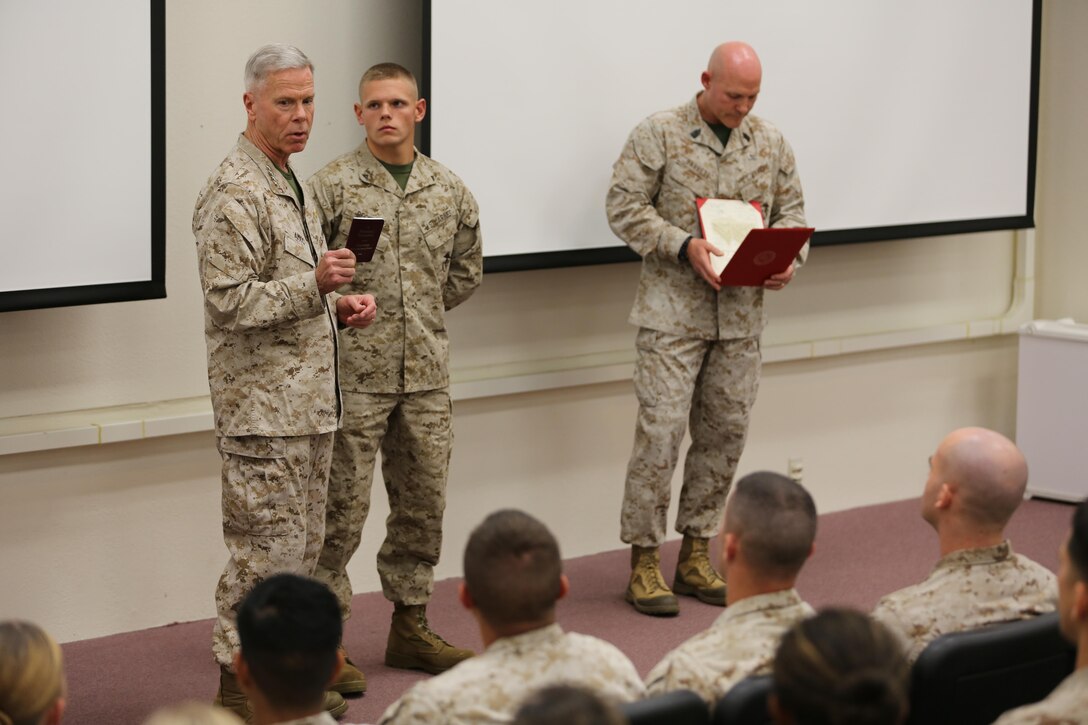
[194,134,342,667]
[872,541,1057,662]
[992,668,1088,724]
[606,97,807,546]
[307,143,482,612]
[645,588,813,704]
[377,623,645,725]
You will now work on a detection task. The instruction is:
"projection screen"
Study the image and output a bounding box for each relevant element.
[424,0,1039,272]
[0,0,164,312]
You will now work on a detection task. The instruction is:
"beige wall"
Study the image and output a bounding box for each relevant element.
[0,1,1082,643]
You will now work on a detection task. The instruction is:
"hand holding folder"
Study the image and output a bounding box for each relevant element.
[695,198,813,287]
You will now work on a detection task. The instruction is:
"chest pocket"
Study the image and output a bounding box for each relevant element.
[282,230,314,267]
[420,206,458,251]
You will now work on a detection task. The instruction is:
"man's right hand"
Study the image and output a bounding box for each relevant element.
[686,237,723,291]
[316,248,356,295]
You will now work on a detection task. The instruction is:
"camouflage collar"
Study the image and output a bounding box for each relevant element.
[236,133,297,202]
[353,141,438,197]
[936,540,1014,570]
[714,588,805,625]
[684,96,752,157]
[488,622,564,652]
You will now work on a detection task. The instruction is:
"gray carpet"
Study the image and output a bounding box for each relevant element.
[59,496,1072,724]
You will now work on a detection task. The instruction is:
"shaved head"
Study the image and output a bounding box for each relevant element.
[707,41,762,81]
[698,41,763,128]
[925,427,1028,530]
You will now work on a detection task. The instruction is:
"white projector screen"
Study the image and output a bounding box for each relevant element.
[0,0,164,312]
[425,0,1039,271]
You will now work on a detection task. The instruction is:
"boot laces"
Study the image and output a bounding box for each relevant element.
[415,608,452,646]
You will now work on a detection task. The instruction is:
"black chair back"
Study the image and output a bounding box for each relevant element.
[621,689,709,725]
[907,612,1075,725]
[711,675,773,725]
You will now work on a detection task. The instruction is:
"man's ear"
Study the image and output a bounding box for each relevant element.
[243,92,257,122]
[558,574,570,600]
[723,532,740,563]
[414,97,427,123]
[458,581,474,610]
[234,652,253,692]
[326,648,345,689]
[936,482,955,510]
[1074,581,1088,622]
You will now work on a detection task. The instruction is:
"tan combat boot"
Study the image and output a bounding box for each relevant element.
[213,666,252,723]
[626,546,680,616]
[323,691,348,718]
[673,535,727,606]
[331,645,367,696]
[385,604,475,674]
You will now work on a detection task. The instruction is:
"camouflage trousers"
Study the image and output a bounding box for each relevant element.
[212,432,333,667]
[315,388,452,618]
[621,329,761,547]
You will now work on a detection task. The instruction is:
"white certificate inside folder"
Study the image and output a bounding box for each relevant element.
[695,198,764,278]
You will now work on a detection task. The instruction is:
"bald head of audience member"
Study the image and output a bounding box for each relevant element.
[460,509,568,645]
[920,427,1028,553]
[722,471,818,605]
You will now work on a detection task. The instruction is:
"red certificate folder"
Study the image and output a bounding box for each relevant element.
[345,216,384,263]
[695,198,813,286]
[718,227,814,286]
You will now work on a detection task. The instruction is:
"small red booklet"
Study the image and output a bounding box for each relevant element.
[345,217,384,263]
[696,198,813,286]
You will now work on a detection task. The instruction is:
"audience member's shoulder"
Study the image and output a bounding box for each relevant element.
[1014,550,1058,578]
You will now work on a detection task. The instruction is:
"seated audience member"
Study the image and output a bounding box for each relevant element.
[232,573,352,725]
[0,620,66,725]
[871,427,1056,661]
[770,608,909,725]
[994,497,1088,724]
[378,509,645,724]
[144,702,243,725]
[645,471,817,705]
[513,685,625,725]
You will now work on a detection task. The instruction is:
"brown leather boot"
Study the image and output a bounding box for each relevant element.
[625,546,680,616]
[323,690,348,718]
[385,604,475,674]
[213,666,252,723]
[673,535,727,606]
[331,645,367,696]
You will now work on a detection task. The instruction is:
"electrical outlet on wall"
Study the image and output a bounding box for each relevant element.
[788,457,804,483]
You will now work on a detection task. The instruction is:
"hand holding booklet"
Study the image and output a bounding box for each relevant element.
[695,198,814,286]
[345,217,384,263]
